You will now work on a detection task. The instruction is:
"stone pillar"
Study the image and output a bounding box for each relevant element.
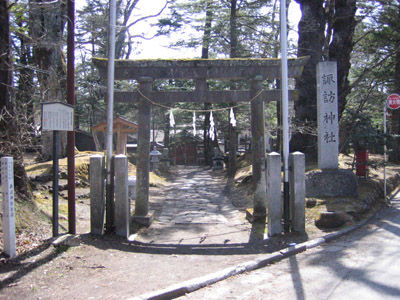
[317,61,339,169]
[267,152,282,237]
[134,77,154,226]
[135,77,152,217]
[1,157,16,258]
[90,154,105,235]
[289,152,306,233]
[114,155,129,238]
[250,76,267,218]
[116,131,127,155]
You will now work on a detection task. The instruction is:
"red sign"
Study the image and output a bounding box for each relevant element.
[387,93,400,110]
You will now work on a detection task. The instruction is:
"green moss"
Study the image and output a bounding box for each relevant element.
[93,56,309,62]
[92,56,310,68]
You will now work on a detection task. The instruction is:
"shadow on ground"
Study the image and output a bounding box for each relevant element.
[0,239,67,289]
[78,227,309,256]
[287,199,400,299]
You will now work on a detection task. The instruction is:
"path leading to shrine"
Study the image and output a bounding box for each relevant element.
[135,166,253,245]
[159,166,232,224]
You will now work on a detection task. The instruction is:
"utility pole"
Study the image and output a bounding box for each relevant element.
[67,0,76,234]
[280,0,290,232]
[105,0,117,233]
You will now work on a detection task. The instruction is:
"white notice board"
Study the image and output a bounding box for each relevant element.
[41,102,74,131]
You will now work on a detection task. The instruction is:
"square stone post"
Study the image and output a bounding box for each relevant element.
[289,152,306,233]
[267,152,282,236]
[90,154,105,235]
[1,157,16,258]
[250,75,267,218]
[114,155,130,238]
[317,61,338,169]
[134,77,153,226]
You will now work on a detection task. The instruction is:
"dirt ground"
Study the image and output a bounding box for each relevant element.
[0,153,399,299]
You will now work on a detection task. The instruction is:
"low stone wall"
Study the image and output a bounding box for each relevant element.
[360,173,400,212]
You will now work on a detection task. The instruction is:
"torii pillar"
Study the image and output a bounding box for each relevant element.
[250,76,267,219]
[134,77,153,225]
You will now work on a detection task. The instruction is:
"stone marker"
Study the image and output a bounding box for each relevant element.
[90,155,105,235]
[289,152,306,233]
[317,61,338,169]
[114,155,130,238]
[1,157,16,258]
[267,152,282,236]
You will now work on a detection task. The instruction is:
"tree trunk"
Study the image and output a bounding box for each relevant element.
[292,0,326,154]
[0,0,11,111]
[328,0,357,119]
[202,0,213,166]
[30,0,67,160]
[0,1,31,197]
[115,0,139,59]
[16,20,35,135]
[293,0,357,156]
[227,0,238,177]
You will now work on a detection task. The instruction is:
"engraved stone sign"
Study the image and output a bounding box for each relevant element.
[317,61,339,169]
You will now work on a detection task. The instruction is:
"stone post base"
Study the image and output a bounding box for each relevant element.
[133,212,154,227]
[306,169,358,198]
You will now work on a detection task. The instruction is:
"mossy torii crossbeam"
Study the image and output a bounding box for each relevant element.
[93,57,308,104]
[93,57,308,81]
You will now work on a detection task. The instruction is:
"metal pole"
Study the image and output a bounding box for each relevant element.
[280,0,290,232]
[66,0,76,234]
[53,131,59,237]
[384,103,387,202]
[105,0,117,233]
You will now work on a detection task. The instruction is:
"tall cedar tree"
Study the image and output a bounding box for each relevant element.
[0,1,31,196]
[293,0,357,155]
[30,0,68,159]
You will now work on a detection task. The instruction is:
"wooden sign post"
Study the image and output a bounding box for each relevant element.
[41,102,74,237]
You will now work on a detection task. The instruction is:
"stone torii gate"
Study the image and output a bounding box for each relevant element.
[93,57,307,224]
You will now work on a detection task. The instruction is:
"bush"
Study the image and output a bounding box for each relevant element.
[341,110,384,152]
